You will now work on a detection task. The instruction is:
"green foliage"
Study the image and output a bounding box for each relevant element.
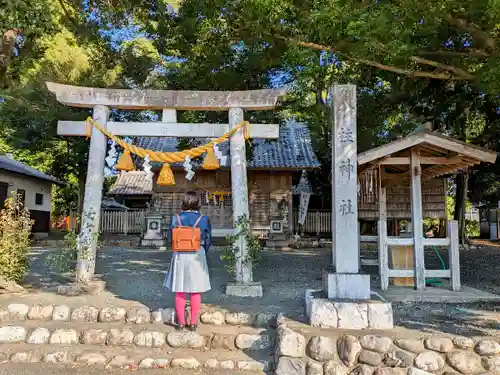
[466,219,480,238]
[0,194,33,282]
[221,215,263,274]
[45,230,78,273]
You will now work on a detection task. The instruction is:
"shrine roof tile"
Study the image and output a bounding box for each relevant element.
[108,171,153,195]
[134,120,320,170]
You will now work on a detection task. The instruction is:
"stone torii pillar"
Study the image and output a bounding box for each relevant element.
[47,82,285,297]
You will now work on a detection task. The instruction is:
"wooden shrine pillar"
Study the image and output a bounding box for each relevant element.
[410,148,426,290]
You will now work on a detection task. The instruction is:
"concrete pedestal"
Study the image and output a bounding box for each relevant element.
[226,282,263,298]
[143,215,163,240]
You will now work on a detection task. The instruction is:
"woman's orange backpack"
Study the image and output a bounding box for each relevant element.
[172,214,203,252]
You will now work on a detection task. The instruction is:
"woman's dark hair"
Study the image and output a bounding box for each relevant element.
[182,191,200,211]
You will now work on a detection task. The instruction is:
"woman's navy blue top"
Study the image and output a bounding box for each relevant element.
[168,211,212,252]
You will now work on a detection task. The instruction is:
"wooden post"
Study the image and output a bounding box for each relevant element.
[76,105,109,283]
[410,148,425,290]
[123,211,128,235]
[449,220,461,291]
[229,107,252,284]
[378,187,389,291]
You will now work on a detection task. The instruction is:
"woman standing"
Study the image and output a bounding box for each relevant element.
[164,191,212,331]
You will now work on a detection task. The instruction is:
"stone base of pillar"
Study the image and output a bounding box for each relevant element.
[322,270,371,300]
[57,277,106,296]
[225,282,263,298]
[305,289,393,329]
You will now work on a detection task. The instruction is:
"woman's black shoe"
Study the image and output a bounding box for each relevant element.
[187,324,197,332]
[176,324,186,331]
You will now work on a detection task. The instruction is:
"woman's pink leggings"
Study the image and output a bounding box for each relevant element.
[175,292,201,325]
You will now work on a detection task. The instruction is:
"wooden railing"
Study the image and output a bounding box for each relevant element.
[293,210,331,234]
[66,210,147,234]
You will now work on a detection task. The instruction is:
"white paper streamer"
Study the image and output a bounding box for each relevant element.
[105,139,117,168]
[183,155,195,180]
[213,143,227,166]
[143,154,154,180]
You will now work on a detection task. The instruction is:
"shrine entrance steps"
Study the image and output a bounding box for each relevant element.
[0,302,276,372]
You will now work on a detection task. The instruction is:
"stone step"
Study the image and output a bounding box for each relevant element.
[0,320,275,353]
[0,343,272,372]
[0,303,278,329]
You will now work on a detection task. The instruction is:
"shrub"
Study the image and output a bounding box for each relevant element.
[45,229,78,273]
[0,194,33,282]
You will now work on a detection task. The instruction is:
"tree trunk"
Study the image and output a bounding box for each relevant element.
[454,172,469,244]
[0,29,19,88]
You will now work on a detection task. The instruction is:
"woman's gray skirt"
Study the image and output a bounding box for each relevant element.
[164,248,211,293]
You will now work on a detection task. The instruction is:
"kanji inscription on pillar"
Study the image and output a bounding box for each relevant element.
[332,85,359,274]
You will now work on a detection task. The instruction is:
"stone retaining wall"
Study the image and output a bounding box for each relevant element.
[1,303,278,327]
[0,325,274,351]
[1,349,269,371]
[275,324,500,375]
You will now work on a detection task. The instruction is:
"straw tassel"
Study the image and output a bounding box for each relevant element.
[157,164,175,186]
[85,120,92,139]
[202,145,220,170]
[115,150,135,171]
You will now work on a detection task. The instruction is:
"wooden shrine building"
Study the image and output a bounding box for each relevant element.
[109,120,320,242]
[357,129,497,291]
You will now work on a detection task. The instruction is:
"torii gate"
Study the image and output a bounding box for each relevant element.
[47,82,286,297]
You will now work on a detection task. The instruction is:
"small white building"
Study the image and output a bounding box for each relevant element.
[0,155,63,236]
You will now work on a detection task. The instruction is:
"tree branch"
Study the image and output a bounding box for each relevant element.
[445,15,496,52]
[275,36,470,81]
[419,50,489,58]
[410,56,474,80]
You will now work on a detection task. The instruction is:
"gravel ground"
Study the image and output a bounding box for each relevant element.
[22,242,500,335]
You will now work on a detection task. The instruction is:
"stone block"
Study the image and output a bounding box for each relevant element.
[236,360,267,371]
[359,350,383,366]
[482,355,500,372]
[210,334,235,350]
[325,273,370,300]
[220,360,235,370]
[27,328,50,344]
[8,304,29,320]
[134,331,166,348]
[49,329,78,345]
[476,339,500,356]
[367,303,394,329]
[52,305,70,321]
[310,299,338,328]
[0,326,27,343]
[225,311,254,325]
[336,302,368,329]
[154,358,169,368]
[338,335,362,367]
[307,336,337,362]
[108,355,136,368]
[167,331,205,349]
[360,335,392,353]
[106,329,134,346]
[424,337,454,353]
[235,333,273,350]
[11,351,42,363]
[447,351,481,374]
[200,310,225,325]
[394,339,425,354]
[99,307,126,322]
[170,358,200,369]
[43,351,73,364]
[452,337,474,350]
[352,365,375,375]
[0,307,9,323]
[324,361,348,375]
[307,361,324,375]
[126,308,150,324]
[414,351,445,372]
[254,312,277,327]
[204,359,219,368]
[28,305,54,320]
[226,281,263,297]
[80,329,108,345]
[71,306,99,323]
[276,357,306,375]
[76,353,108,365]
[277,326,306,358]
[384,349,415,368]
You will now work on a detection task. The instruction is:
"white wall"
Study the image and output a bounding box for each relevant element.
[0,170,52,212]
